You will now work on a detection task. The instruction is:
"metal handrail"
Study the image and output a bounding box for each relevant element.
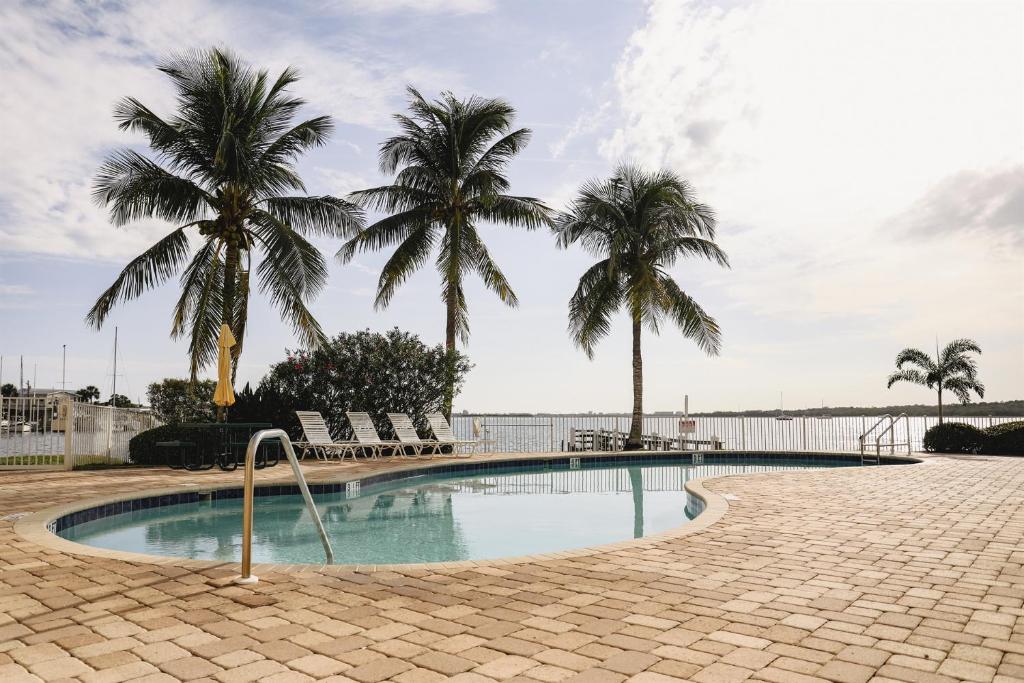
[236,429,334,584]
[873,413,911,456]
[858,414,893,455]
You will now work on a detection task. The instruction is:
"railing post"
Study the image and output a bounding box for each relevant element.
[105,405,113,462]
[63,396,74,471]
[741,416,746,450]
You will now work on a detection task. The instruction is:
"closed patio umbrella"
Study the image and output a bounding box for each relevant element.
[213,324,236,421]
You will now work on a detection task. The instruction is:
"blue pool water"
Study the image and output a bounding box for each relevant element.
[58,459,854,564]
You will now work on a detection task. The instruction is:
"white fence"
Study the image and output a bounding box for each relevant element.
[0,395,161,469]
[452,414,1023,454]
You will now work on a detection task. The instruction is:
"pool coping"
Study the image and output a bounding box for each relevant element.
[13,450,924,576]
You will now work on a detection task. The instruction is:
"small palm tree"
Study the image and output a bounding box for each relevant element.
[76,386,101,404]
[556,164,729,449]
[338,87,551,418]
[87,48,361,379]
[887,339,984,423]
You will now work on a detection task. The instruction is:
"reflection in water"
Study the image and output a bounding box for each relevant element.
[629,467,644,538]
[62,461,844,564]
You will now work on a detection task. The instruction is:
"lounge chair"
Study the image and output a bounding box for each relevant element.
[346,412,402,458]
[426,413,483,457]
[386,414,441,458]
[295,411,359,461]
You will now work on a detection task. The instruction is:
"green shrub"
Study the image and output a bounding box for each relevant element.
[147,378,216,424]
[982,420,1024,455]
[922,422,985,454]
[128,424,222,466]
[261,328,471,440]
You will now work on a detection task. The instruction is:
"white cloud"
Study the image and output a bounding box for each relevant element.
[317,168,372,197]
[0,0,466,262]
[336,0,494,14]
[597,0,1023,331]
[889,167,1024,245]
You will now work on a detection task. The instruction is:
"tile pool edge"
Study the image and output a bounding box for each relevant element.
[13,450,922,575]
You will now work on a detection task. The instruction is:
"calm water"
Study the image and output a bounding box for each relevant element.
[60,460,853,564]
[452,415,1018,453]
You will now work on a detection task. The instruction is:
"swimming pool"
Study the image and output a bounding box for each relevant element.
[53,455,882,565]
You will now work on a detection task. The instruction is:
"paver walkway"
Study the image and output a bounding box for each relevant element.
[1,454,1022,682]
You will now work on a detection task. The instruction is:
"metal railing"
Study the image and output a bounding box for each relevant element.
[452,414,1023,454]
[858,413,911,462]
[0,395,161,469]
[237,429,333,584]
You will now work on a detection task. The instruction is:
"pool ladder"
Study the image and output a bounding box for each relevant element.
[858,414,911,464]
[236,429,334,584]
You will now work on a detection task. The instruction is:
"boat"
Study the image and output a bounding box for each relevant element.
[775,393,793,421]
[816,400,833,420]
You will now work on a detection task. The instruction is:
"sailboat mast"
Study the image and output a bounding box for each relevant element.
[112,327,118,408]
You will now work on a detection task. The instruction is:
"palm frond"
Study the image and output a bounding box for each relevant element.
[375,225,436,309]
[87,227,192,328]
[940,338,982,365]
[262,195,363,238]
[893,347,936,373]
[249,211,328,299]
[657,277,722,355]
[94,151,210,226]
[463,225,518,306]
[336,208,432,263]
[886,368,930,389]
[942,376,985,403]
[568,259,622,358]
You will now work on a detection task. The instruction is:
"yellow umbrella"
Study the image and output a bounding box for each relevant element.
[213,324,236,415]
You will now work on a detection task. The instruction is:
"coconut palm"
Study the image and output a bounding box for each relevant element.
[87,48,361,379]
[556,164,729,449]
[886,339,984,423]
[338,87,551,419]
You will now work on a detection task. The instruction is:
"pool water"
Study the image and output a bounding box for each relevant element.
[58,460,851,565]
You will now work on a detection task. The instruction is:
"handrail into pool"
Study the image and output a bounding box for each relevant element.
[237,429,334,584]
[872,413,911,458]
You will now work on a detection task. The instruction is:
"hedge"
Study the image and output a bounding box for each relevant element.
[128,424,222,467]
[923,420,1024,455]
[983,420,1024,455]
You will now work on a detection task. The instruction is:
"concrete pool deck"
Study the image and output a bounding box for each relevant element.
[1,452,1022,682]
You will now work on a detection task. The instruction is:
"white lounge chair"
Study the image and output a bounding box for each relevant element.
[346,412,402,459]
[295,411,359,461]
[426,413,482,457]
[386,414,441,458]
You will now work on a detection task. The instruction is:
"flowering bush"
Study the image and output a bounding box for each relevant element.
[253,328,471,440]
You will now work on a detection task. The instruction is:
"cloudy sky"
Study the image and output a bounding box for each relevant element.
[1,0,1021,413]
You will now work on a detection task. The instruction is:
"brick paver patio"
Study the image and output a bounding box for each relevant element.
[1,453,1022,682]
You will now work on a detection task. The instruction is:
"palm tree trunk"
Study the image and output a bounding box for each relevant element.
[218,243,239,422]
[937,386,943,425]
[442,289,457,422]
[627,316,643,450]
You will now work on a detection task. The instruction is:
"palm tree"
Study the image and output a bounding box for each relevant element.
[556,164,729,449]
[87,48,361,380]
[338,87,551,419]
[76,386,101,404]
[887,339,984,423]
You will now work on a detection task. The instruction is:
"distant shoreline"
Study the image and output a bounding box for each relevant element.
[459,400,1024,418]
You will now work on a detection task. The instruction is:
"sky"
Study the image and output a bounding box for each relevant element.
[0,0,1021,413]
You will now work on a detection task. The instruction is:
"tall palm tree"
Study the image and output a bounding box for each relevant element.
[87,48,361,380]
[338,87,551,419]
[556,164,729,449]
[887,339,984,423]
